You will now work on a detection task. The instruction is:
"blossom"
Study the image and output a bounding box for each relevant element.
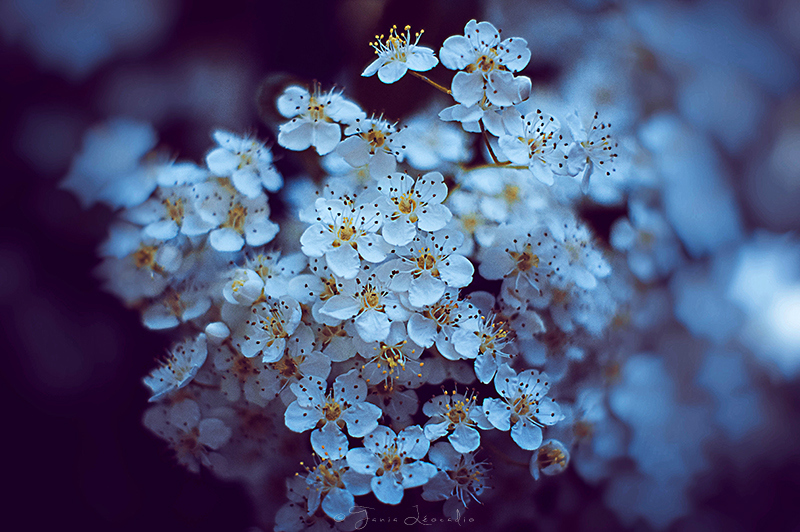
[143,399,232,474]
[192,180,279,252]
[61,118,159,208]
[355,322,423,389]
[560,111,618,191]
[303,458,372,521]
[422,442,490,518]
[529,439,570,480]
[406,288,480,361]
[362,25,438,84]
[345,425,437,504]
[498,109,563,185]
[206,130,283,197]
[439,20,531,107]
[284,369,383,455]
[385,229,474,308]
[143,333,208,401]
[233,295,302,362]
[376,171,452,246]
[318,266,409,343]
[277,85,365,155]
[123,185,215,241]
[300,195,391,279]
[423,389,492,453]
[610,200,680,283]
[479,225,566,295]
[483,363,563,450]
[336,115,408,179]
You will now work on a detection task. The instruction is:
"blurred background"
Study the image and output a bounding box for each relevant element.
[2,0,800,530]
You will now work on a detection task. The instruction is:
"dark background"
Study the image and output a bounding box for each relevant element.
[3,0,800,530]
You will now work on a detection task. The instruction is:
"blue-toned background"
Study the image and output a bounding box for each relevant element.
[3,0,800,530]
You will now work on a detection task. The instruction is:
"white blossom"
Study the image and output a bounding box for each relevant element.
[206,130,283,197]
[277,85,365,155]
[362,25,438,84]
[483,364,563,450]
[144,333,208,401]
[345,425,436,504]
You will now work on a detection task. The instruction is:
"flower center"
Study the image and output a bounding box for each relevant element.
[502,184,520,205]
[333,217,357,246]
[512,395,532,417]
[537,446,567,468]
[509,245,539,272]
[318,324,348,347]
[223,203,247,234]
[397,194,417,215]
[365,128,386,148]
[360,284,384,310]
[318,462,345,489]
[320,275,339,301]
[163,197,184,224]
[133,244,163,273]
[323,399,342,422]
[378,452,403,475]
[416,252,436,271]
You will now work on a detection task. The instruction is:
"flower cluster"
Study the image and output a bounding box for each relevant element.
[61,13,786,532]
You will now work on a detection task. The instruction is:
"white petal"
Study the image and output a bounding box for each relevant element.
[206,148,239,176]
[451,71,484,107]
[510,419,543,450]
[354,309,391,343]
[378,61,408,84]
[326,245,361,279]
[311,423,348,460]
[209,228,244,252]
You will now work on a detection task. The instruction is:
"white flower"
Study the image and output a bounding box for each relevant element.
[422,442,489,518]
[386,229,474,308]
[245,250,308,298]
[423,389,491,453]
[234,295,302,362]
[355,322,423,389]
[143,333,208,402]
[439,20,531,107]
[610,200,679,283]
[376,171,452,246]
[406,288,480,361]
[123,185,215,241]
[141,282,212,330]
[277,85,365,155]
[304,458,372,521]
[319,266,410,343]
[479,225,566,295]
[362,25,438,84]
[300,195,391,279]
[143,399,232,474]
[284,369,383,455]
[61,118,158,208]
[336,115,408,179]
[345,425,437,504]
[499,109,563,185]
[192,180,279,252]
[212,341,271,406]
[403,104,471,170]
[206,130,283,197]
[561,111,618,191]
[530,439,570,480]
[483,364,563,450]
[96,224,183,303]
[461,310,517,384]
[546,213,611,291]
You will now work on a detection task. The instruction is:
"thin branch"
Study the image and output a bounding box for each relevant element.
[409,70,452,94]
